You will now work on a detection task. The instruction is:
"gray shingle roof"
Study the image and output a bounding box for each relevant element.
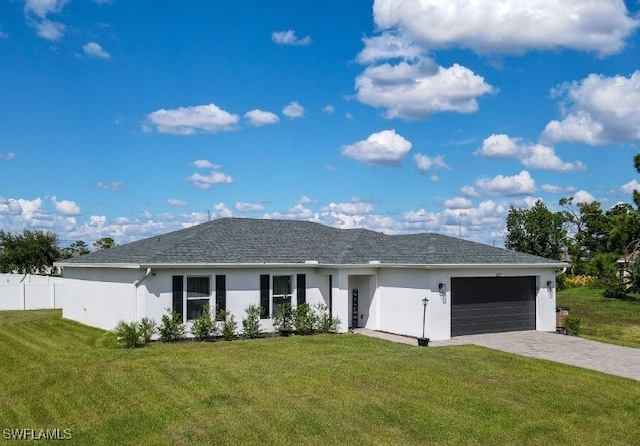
[57,217,563,267]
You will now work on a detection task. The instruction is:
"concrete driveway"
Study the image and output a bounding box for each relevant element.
[355,329,640,381]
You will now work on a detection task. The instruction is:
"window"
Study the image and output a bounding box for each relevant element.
[272,275,292,316]
[186,276,210,320]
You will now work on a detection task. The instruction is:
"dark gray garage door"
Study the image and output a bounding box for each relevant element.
[451,276,536,336]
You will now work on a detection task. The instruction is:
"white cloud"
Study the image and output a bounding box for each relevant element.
[460,185,480,198]
[414,153,449,172]
[521,144,586,172]
[342,129,412,167]
[146,103,239,135]
[372,0,638,56]
[542,71,640,145]
[355,59,494,119]
[356,32,423,64]
[322,105,335,114]
[188,167,233,189]
[474,171,536,196]
[24,0,68,18]
[0,196,77,234]
[444,197,472,210]
[167,199,187,207]
[475,134,526,159]
[51,196,81,215]
[271,30,312,46]
[212,203,233,218]
[443,200,507,229]
[244,109,280,127]
[96,181,124,191]
[32,18,65,40]
[23,0,68,40]
[542,184,576,194]
[265,203,315,221]
[0,152,16,160]
[321,198,375,216]
[297,195,317,205]
[0,27,7,39]
[83,42,111,59]
[573,190,596,204]
[476,134,586,172]
[621,179,640,195]
[193,159,218,169]
[282,101,304,118]
[235,202,265,213]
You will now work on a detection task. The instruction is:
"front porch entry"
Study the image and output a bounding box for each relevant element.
[348,275,375,329]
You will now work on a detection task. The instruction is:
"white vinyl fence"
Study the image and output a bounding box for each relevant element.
[0,274,63,311]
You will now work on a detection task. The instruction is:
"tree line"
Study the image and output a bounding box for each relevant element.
[504,154,640,296]
[0,230,115,275]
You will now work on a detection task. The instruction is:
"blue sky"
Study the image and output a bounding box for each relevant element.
[1,0,640,247]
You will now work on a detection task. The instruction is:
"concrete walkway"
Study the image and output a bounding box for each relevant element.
[353,328,640,381]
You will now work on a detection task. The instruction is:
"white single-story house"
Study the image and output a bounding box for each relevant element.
[55,217,566,340]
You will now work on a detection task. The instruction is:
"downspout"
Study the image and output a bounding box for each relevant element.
[133,268,153,321]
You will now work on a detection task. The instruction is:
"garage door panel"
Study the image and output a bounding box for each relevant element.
[451,277,536,336]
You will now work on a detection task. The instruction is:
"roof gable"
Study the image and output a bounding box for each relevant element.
[57,217,563,267]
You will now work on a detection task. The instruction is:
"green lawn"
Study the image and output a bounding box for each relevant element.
[1,310,639,445]
[557,287,640,347]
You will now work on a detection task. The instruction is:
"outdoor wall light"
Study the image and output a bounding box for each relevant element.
[546,280,555,293]
[438,283,447,303]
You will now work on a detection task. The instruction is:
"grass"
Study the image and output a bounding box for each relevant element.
[1,310,640,445]
[557,287,640,347]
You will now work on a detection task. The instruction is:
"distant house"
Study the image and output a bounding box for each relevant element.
[55,218,565,340]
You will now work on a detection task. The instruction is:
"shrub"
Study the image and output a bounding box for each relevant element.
[313,302,341,334]
[294,303,317,335]
[242,304,262,339]
[114,321,142,348]
[191,305,216,341]
[138,317,157,343]
[603,274,628,299]
[562,275,598,289]
[158,310,186,342]
[272,303,294,335]
[219,310,237,341]
[565,316,582,336]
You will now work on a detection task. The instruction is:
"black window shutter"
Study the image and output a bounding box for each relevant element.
[329,275,333,317]
[260,274,270,319]
[215,275,226,314]
[172,275,183,319]
[297,274,306,306]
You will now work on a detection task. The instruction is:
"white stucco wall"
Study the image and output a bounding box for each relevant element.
[62,267,140,330]
[139,267,333,335]
[371,266,558,340]
[62,264,559,339]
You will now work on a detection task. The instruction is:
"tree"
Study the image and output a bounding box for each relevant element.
[559,197,609,274]
[505,200,566,260]
[0,229,60,274]
[605,203,640,254]
[60,240,91,259]
[93,237,116,251]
